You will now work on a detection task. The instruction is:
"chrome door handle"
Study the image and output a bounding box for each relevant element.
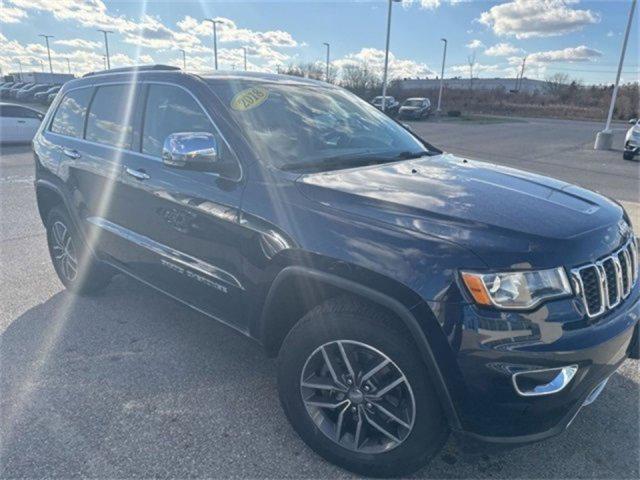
[62,148,81,159]
[125,167,150,180]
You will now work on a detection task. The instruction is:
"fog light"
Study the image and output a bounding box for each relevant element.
[512,365,578,397]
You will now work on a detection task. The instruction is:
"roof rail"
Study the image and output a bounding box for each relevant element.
[83,64,181,78]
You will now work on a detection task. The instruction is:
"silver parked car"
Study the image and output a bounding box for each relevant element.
[624,118,640,160]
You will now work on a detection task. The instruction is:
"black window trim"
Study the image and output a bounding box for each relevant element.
[47,80,243,182]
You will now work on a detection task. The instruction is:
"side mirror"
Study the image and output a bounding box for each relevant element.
[629,118,638,125]
[162,132,219,170]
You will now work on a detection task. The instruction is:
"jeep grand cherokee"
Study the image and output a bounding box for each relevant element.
[33,66,639,477]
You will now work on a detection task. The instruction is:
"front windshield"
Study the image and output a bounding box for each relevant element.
[404,99,423,107]
[208,80,428,171]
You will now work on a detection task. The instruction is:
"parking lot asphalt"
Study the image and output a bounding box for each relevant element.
[1,115,639,479]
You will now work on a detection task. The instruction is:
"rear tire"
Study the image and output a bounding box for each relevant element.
[46,206,113,295]
[277,297,448,477]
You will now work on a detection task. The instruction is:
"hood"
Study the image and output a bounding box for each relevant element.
[297,154,625,269]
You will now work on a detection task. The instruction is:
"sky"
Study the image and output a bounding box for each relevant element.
[0,0,638,85]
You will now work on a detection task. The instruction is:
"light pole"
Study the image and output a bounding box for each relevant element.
[595,0,637,150]
[204,19,222,70]
[381,0,401,112]
[243,47,248,71]
[436,38,447,113]
[179,49,186,70]
[66,58,71,74]
[98,29,113,70]
[103,56,107,70]
[39,59,44,72]
[16,59,23,76]
[323,42,330,82]
[38,34,54,73]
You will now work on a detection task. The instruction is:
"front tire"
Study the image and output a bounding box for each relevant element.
[46,206,113,295]
[277,297,448,477]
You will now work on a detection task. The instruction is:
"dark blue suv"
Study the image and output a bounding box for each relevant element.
[33,66,639,477]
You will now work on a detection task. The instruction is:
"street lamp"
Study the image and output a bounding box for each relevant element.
[595,0,637,150]
[38,59,44,72]
[38,34,54,73]
[323,42,330,82]
[179,49,187,70]
[436,38,447,113]
[98,29,113,70]
[381,0,402,112]
[16,59,23,76]
[204,19,222,70]
[66,58,71,74]
[243,47,248,71]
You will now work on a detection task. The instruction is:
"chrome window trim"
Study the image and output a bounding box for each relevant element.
[44,79,244,183]
[571,236,638,319]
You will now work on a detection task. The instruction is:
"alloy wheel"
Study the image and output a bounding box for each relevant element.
[51,220,78,282]
[300,340,416,454]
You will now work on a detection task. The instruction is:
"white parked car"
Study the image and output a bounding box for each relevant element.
[624,118,640,160]
[0,103,44,143]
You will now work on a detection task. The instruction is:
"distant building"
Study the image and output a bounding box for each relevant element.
[396,77,548,94]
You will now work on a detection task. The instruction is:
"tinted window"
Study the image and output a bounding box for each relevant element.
[50,88,93,138]
[86,84,137,149]
[142,85,213,157]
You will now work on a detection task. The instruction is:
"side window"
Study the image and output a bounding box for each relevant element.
[50,88,93,138]
[13,107,42,119]
[142,85,214,157]
[86,84,137,149]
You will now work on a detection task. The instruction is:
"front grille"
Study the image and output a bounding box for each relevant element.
[571,237,638,318]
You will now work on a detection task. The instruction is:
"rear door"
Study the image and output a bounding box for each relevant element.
[114,82,248,328]
[0,105,16,141]
[50,83,142,261]
[11,106,43,141]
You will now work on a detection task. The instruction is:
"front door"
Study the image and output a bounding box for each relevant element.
[113,83,248,329]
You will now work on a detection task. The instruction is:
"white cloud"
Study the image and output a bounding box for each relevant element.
[0,5,27,23]
[334,47,435,79]
[478,0,600,39]
[54,38,101,50]
[484,42,524,57]
[606,30,614,37]
[527,45,602,63]
[466,39,485,49]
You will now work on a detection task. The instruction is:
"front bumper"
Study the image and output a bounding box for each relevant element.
[435,283,639,443]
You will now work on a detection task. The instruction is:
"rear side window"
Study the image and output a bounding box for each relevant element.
[86,84,137,149]
[50,88,93,138]
[142,84,213,157]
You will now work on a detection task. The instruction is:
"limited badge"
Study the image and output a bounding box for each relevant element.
[231,87,269,111]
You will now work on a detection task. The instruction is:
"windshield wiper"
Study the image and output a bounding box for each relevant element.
[395,150,432,160]
[280,154,401,172]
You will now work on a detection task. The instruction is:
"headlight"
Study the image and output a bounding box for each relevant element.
[461,267,571,309]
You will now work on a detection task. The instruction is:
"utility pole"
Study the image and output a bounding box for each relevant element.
[179,49,186,70]
[516,55,527,91]
[39,34,54,73]
[323,42,330,82]
[66,58,71,74]
[467,52,476,92]
[204,19,222,70]
[243,47,248,71]
[595,0,636,150]
[98,29,113,70]
[381,0,402,112]
[437,38,447,113]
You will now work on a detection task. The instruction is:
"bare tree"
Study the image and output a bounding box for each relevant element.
[544,73,571,96]
[340,63,381,97]
[282,62,325,80]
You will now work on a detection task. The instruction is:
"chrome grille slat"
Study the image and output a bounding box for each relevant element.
[571,237,638,318]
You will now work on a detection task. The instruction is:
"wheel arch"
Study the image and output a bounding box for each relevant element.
[259,265,462,430]
[35,179,67,224]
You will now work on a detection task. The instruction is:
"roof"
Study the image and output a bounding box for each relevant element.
[199,70,331,88]
[0,102,42,112]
